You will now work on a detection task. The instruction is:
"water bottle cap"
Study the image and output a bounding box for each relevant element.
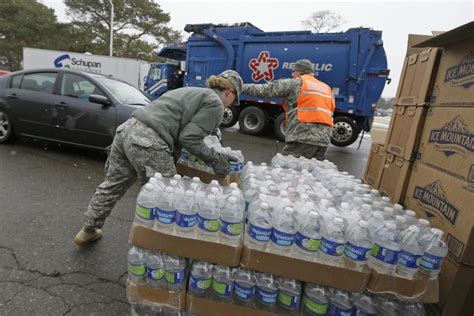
[334,217,344,224]
[144,183,154,190]
[281,198,291,205]
[230,183,238,189]
[408,225,420,232]
[185,190,194,197]
[405,210,416,217]
[149,178,157,184]
[211,180,219,185]
[284,206,294,214]
[211,187,219,194]
[386,222,397,230]
[394,204,403,211]
[260,202,270,209]
[431,228,443,236]
[248,161,254,165]
[327,207,337,214]
[229,196,238,203]
[154,172,162,178]
[309,211,319,218]
[384,207,394,213]
[359,220,369,228]
[165,186,174,193]
[381,196,391,202]
[395,215,406,222]
[192,177,200,182]
[170,179,178,186]
[207,194,216,201]
[280,190,288,197]
[418,219,430,226]
[341,202,349,209]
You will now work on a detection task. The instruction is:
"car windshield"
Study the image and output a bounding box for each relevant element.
[97,77,151,105]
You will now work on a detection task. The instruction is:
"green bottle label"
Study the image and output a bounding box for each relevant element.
[128,263,145,276]
[135,205,152,220]
[303,296,328,314]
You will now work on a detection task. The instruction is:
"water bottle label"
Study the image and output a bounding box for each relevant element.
[248,223,272,242]
[197,214,221,233]
[234,283,255,301]
[135,204,153,221]
[295,232,321,252]
[398,249,422,269]
[128,262,146,276]
[231,162,240,172]
[320,238,344,257]
[270,229,295,247]
[211,279,233,297]
[164,270,185,284]
[256,287,277,305]
[175,211,197,228]
[189,274,211,291]
[156,207,176,225]
[277,291,299,310]
[327,304,353,316]
[303,295,328,315]
[146,267,164,281]
[420,253,443,271]
[344,242,371,262]
[221,219,243,236]
[355,310,376,316]
[371,243,400,265]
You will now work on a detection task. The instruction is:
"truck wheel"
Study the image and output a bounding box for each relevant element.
[331,116,361,147]
[0,109,15,144]
[220,105,239,128]
[239,106,268,135]
[273,113,287,141]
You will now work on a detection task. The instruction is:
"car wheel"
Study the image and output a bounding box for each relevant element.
[239,106,268,135]
[273,113,287,141]
[331,116,361,147]
[220,105,239,128]
[0,110,14,143]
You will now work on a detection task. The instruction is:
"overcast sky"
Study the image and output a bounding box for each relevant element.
[42,0,473,97]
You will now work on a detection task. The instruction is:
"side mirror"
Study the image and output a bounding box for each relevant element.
[89,94,111,106]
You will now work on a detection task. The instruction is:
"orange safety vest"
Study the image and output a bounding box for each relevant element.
[296,75,335,127]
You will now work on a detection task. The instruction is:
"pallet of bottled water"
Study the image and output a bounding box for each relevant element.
[130,173,245,266]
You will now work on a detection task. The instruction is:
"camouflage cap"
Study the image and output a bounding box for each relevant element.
[218,69,243,106]
[293,59,315,74]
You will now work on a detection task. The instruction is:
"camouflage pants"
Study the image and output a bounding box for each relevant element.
[281,141,328,161]
[83,118,176,229]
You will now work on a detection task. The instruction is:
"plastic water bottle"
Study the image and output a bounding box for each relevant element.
[145,250,166,289]
[154,186,176,234]
[403,210,418,225]
[420,228,448,279]
[211,265,234,302]
[353,293,377,316]
[292,211,321,261]
[399,302,425,316]
[162,254,187,292]
[233,268,256,307]
[327,289,352,316]
[175,190,197,237]
[188,261,213,298]
[369,222,401,275]
[128,246,146,285]
[416,219,431,236]
[230,150,244,176]
[395,215,409,232]
[243,182,259,214]
[255,272,279,312]
[220,195,244,246]
[319,216,346,267]
[197,194,221,242]
[374,296,399,316]
[344,219,372,271]
[277,277,301,315]
[396,225,425,279]
[367,211,385,238]
[135,183,155,228]
[270,206,296,255]
[302,284,328,316]
[246,202,273,251]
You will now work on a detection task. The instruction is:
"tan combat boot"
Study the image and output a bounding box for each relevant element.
[73,227,103,246]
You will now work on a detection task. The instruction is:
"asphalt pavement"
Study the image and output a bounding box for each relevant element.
[0,128,372,315]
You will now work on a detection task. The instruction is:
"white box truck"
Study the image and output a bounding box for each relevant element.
[22,47,151,90]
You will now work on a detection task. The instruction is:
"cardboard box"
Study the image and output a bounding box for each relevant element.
[395,48,441,106]
[127,282,186,310]
[240,245,371,293]
[417,106,474,184]
[385,105,427,160]
[363,144,387,188]
[370,127,388,145]
[176,162,230,186]
[185,294,279,316]
[405,34,433,57]
[404,162,474,265]
[129,224,243,266]
[378,153,413,204]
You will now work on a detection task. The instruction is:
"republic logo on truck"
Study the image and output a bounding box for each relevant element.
[53,54,103,74]
[428,115,474,158]
[444,50,474,88]
[249,51,279,82]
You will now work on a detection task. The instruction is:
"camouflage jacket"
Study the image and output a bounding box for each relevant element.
[241,77,333,147]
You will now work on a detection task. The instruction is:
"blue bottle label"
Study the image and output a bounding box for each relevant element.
[248,223,272,242]
[234,283,255,301]
[189,274,211,291]
[327,303,353,316]
[371,243,400,265]
[220,219,243,236]
[156,207,176,225]
[270,229,295,247]
[398,249,422,269]
[420,252,443,270]
[175,211,197,228]
[211,279,233,297]
[164,270,185,284]
[295,232,321,252]
[344,242,371,262]
[320,237,345,257]
[355,310,376,316]
[277,291,299,310]
[146,267,164,281]
[197,214,221,232]
[256,287,277,305]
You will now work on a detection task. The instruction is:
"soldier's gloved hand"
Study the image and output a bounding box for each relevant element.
[211,152,237,177]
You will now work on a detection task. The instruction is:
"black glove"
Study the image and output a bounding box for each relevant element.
[211,152,237,177]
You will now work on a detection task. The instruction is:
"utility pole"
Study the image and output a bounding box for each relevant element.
[109,0,114,56]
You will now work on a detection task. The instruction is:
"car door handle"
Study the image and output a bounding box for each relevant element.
[7,94,18,99]
[55,102,68,108]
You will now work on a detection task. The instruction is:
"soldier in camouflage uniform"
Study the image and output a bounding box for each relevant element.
[74,70,243,246]
[242,59,334,160]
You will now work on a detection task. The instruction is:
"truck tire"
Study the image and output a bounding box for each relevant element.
[220,105,239,128]
[331,116,361,147]
[239,106,268,135]
[273,113,287,141]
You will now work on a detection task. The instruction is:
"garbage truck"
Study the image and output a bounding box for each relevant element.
[145,23,390,146]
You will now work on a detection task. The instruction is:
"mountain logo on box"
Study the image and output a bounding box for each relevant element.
[413,180,459,224]
[444,50,474,89]
[428,115,473,157]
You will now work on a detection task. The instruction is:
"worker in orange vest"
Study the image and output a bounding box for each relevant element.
[242,59,335,160]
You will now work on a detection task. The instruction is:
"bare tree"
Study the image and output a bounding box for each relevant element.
[302,10,345,33]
